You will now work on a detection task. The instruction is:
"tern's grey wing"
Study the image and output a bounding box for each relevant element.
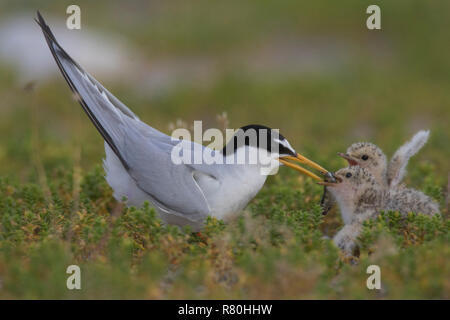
[387,130,430,187]
[123,129,212,221]
[36,11,168,169]
[37,12,212,219]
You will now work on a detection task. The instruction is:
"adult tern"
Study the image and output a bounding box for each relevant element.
[36,12,329,230]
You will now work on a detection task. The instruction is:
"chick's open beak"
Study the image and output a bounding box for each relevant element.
[338,152,359,166]
[317,176,342,186]
[279,153,329,181]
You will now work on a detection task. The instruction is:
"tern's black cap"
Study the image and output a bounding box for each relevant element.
[222,124,296,156]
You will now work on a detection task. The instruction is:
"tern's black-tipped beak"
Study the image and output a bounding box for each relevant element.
[279,153,330,181]
[317,175,342,187]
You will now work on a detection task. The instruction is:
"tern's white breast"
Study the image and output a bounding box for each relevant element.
[103,143,269,229]
[195,164,268,221]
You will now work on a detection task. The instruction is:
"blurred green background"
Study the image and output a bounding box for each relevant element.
[0,0,449,178]
[0,0,448,299]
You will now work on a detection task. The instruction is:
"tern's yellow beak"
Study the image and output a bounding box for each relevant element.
[278,153,329,181]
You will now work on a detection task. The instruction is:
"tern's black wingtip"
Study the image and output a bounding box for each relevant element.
[35,11,48,28]
[35,11,58,44]
[35,11,45,27]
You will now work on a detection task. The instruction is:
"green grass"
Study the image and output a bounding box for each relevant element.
[0,0,449,299]
[0,168,448,299]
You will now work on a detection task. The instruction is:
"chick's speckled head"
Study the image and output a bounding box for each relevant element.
[320,166,379,206]
[334,166,376,186]
[339,142,387,185]
[318,166,384,223]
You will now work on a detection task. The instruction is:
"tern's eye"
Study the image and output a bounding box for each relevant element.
[361,155,369,161]
[345,172,352,178]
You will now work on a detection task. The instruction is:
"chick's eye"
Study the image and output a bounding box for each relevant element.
[361,155,369,161]
[345,172,352,178]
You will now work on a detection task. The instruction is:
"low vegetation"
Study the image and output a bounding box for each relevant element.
[0,0,448,299]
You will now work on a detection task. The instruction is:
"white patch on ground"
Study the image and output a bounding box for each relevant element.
[0,13,141,84]
[0,12,392,98]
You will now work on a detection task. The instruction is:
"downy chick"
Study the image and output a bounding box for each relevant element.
[320,130,430,214]
[319,166,439,255]
[340,130,430,188]
[320,142,386,215]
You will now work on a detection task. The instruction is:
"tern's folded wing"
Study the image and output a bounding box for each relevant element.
[37,12,211,220]
[123,130,212,221]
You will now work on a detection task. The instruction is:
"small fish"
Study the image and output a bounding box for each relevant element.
[320,172,336,215]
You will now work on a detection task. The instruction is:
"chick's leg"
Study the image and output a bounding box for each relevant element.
[333,223,362,256]
[333,210,377,256]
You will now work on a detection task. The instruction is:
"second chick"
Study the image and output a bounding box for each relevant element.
[320,166,439,255]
